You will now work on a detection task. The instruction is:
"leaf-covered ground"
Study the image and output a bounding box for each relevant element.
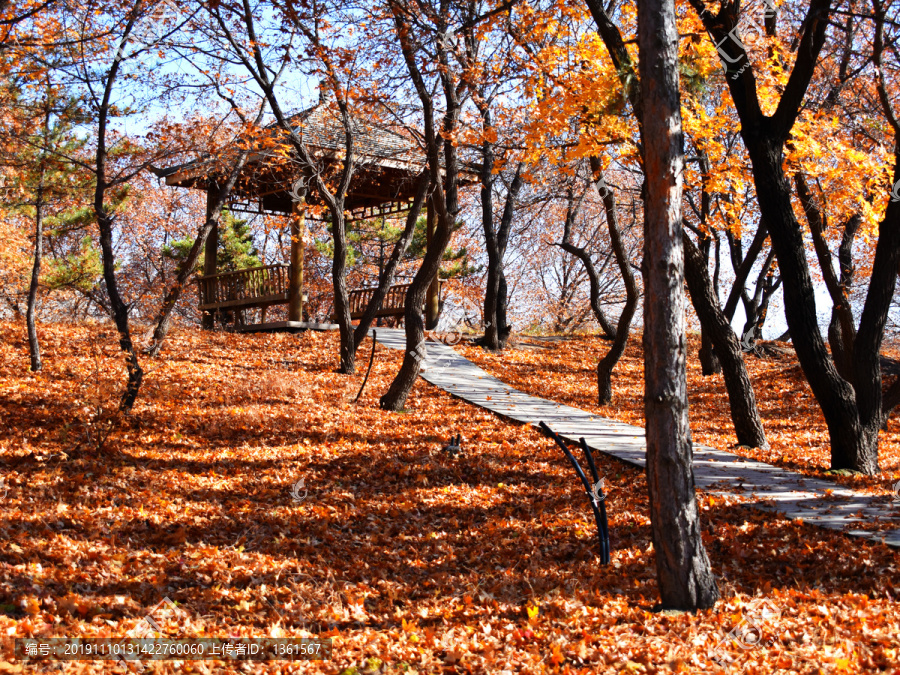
[0,321,898,674]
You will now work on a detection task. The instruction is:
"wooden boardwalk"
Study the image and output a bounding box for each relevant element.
[372,328,900,549]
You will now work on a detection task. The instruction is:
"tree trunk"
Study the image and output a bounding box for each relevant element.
[559,184,618,339]
[27,183,44,372]
[828,308,849,377]
[698,328,720,375]
[27,98,53,372]
[721,222,768,322]
[851,175,900,467]
[332,210,355,374]
[683,232,768,448]
[93,30,143,414]
[735,246,778,343]
[882,375,900,424]
[830,214,861,380]
[749,140,875,472]
[425,201,441,331]
[483,253,502,349]
[380,5,461,411]
[378,203,453,410]
[201,200,219,330]
[795,171,858,380]
[97,208,143,413]
[483,163,523,351]
[689,0,890,475]
[497,267,511,345]
[352,171,430,351]
[480,109,501,351]
[147,154,253,356]
[589,157,639,405]
[638,0,719,610]
[696,231,721,376]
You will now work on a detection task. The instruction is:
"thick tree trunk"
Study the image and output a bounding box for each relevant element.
[483,250,502,349]
[749,141,875,472]
[638,0,718,610]
[828,309,849,376]
[27,183,44,372]
[852,183,900,459]
[683,232,768,448]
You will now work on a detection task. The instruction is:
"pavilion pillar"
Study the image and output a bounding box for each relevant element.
[425,194,440,330]
[201,186,220,330]
[288,192,306,322]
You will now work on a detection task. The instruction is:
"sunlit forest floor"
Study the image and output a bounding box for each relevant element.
[0,321,898,674]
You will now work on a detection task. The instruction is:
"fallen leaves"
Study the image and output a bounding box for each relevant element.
[0,322,897,673]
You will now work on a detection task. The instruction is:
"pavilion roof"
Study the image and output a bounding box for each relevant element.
[275,103,421,169]
[161,102,475,219]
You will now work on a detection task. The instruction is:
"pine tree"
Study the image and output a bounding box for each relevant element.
[1,82,94,369]
[163,210,260,274]
[347,215,480,285]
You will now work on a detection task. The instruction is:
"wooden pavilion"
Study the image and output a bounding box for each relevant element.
[163,102,444,331]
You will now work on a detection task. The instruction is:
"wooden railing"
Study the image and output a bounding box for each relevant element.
[198,265,435,322]
[198,263,291,311]
[344,281,437,319]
